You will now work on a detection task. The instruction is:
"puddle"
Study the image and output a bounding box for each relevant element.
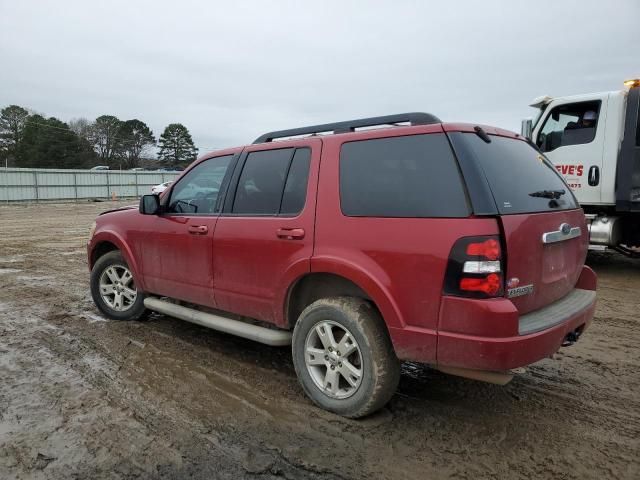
[0,268,22,275]
[16,275,54,286]
[0,254,26,263]
[84,313,108,323]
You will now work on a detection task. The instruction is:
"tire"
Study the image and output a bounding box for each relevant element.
[90,250,147,321]
[292,297,400,418]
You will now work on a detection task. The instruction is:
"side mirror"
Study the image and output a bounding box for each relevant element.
[140,194,160,215]
[520,118,533,140]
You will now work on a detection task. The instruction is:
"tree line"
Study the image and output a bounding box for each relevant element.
[0,105,199,169]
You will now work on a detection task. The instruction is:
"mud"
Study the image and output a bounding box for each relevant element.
[0,201,638,479]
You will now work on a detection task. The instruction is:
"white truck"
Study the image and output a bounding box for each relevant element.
[521,79,640,255]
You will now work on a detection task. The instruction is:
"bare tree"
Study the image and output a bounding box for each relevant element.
[68,117,92,140]
[88,115,123,166]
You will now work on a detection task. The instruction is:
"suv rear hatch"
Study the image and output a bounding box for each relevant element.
[448,128,588,315]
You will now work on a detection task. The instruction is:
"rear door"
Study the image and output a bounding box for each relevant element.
[212,138,321,325]
[449,132,588,314]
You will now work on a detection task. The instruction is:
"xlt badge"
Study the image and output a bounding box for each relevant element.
[507,284,534,298]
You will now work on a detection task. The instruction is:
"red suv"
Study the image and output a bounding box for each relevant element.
[88,113,597,418]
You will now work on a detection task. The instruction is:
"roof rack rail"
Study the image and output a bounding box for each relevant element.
[252,112,441,144]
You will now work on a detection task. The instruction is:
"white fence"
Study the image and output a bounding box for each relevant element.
[0,168,181,202]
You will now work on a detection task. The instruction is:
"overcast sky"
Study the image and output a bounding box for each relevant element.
[1,0,637,154]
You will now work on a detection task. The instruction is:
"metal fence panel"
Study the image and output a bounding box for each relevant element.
[0,168,181,202]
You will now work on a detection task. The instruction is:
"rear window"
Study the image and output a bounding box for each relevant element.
[339,134,470,217]
[453,133,578,214]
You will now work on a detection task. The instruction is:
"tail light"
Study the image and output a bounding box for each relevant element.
[443,235,504,298]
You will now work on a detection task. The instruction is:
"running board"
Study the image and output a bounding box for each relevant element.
[436,366,515,385]
[143,297,292,347]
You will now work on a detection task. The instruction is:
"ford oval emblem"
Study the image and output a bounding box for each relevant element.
[560,223,571,235]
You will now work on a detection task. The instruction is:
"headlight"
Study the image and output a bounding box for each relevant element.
[89,221,97,241]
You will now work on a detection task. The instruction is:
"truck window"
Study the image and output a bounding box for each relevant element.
[537,100,601,152]
[167,155,232,214]
[339,134,470,218]
[451,133,578,214]
[233,148,293,215]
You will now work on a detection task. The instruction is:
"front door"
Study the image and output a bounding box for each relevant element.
[139,153,237,307]
[533,96,607,204]
[212,139,321,325]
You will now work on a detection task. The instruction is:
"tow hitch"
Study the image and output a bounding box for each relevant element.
[562,326,584,347]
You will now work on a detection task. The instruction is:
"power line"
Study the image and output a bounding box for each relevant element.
[21,119,208,152]
[23,119,150,149]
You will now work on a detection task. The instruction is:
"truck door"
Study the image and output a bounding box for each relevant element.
[533,96,607,204]
[212,138,321,326]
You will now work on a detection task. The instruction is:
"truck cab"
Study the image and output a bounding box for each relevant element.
[522,80,640,253]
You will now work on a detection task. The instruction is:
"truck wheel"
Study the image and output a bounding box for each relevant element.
[292,297,400,418]
[90,250,147,321]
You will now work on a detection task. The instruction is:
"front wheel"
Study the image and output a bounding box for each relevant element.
[292,297,400,418]
[90,250,147,320]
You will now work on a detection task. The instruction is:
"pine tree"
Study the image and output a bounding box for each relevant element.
[158,123,198,167]
[17,115,96,168]
[0,105,29,167]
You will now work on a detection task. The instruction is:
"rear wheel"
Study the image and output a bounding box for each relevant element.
[292,297,400,418]
[90,250,147,320]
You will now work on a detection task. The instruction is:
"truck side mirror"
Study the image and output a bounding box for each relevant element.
[140,194,160,215]
[521,118,533,140]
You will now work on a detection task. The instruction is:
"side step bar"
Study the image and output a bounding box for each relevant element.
[143,297,292,347]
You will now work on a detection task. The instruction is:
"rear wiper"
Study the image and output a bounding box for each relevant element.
[529,189,566,199]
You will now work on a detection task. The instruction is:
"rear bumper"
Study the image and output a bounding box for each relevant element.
[436,291,595,371]
[392,266,597,371]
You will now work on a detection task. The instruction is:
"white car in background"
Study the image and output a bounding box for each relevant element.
[151,181,172,194]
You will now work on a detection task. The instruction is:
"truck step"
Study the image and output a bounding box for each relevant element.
[143,297,292,347]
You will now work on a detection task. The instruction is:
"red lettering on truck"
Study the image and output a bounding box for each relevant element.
[555,164,584,176]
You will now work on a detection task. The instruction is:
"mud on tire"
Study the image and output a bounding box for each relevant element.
[292,296,400,418]
[90,250,147,321]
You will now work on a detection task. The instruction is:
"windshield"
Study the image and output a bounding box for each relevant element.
[531,106,546,130]
[450,133,578,214]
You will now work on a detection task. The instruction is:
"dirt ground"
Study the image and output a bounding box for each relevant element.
[0,201,638,480]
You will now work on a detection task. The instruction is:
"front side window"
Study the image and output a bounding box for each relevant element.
[168,155,232,214]
[339,134,470,218]
[537,101,601,152]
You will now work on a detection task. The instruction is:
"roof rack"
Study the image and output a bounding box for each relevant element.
[252,112,442,144]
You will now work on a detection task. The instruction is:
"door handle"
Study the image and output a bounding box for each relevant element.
[588,166,599,186]
[276,227,305,240]
[188,225,208,235]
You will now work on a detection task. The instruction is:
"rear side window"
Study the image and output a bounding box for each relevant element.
[280,148,311,215]
[452,133,578,214]
[339,134,470,217]
[232,147,311,216]
[233,149,292,214]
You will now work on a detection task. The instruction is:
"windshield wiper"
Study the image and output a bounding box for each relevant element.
[529,189,566,199]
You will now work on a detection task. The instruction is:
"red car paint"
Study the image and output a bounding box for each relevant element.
[88,122,596,372]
